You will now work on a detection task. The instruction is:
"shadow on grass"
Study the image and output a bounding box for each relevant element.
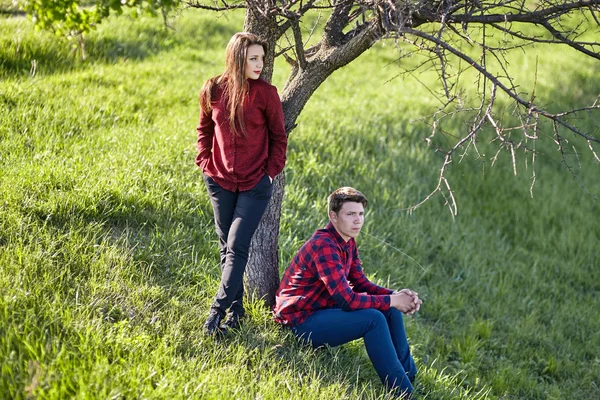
[1,24,173,77]
[176,322,391,399]
[19,188,398,398]
[37,187,211,271]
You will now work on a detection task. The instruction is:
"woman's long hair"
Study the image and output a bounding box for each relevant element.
[199,32,267,136]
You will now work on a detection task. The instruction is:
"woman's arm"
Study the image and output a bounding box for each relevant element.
[264,85,287,178]
[195,105,214,170]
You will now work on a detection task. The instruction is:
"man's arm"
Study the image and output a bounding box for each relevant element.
[347,242,394,295]
[346,241,423,314]
[315,240,391,312]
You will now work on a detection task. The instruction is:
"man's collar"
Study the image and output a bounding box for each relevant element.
[325,222,352,247]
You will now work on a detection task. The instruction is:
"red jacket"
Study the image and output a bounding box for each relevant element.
[196,78,287,192]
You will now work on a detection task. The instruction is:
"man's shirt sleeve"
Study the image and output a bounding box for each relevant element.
[347,243,395,295]
[315,240,390,311]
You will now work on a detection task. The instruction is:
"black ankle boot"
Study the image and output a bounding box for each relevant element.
[222,312,244,331]
[203,309,225,336]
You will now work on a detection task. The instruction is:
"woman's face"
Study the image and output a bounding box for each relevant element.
[244,44,265,80]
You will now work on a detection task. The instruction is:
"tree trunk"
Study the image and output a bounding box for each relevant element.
[243,8,283,307]
[244,9,382,307]
[245,174,286,307]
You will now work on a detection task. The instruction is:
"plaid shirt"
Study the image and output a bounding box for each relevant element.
[273,223,393,326]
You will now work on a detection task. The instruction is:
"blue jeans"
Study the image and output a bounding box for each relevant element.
[292,308,416,395]
[203,173,272,316]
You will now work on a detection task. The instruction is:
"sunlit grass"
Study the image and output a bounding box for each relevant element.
[1,7,599,400]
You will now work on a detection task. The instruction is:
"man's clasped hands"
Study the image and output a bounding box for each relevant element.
[391,289,422,315]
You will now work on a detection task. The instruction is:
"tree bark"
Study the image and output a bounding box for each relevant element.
[244,9,383,307]
[243,7,283,306]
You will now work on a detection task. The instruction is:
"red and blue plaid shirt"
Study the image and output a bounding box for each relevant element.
[273,223,393,326]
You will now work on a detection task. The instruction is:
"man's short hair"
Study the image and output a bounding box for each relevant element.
[328,187,368,214]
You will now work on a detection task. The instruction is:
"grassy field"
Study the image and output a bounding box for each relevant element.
[1,6,599,400]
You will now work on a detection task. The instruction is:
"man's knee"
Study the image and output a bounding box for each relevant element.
[387,307,403,318]
[360,309,387,330]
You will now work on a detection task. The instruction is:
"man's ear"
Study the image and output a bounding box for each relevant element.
[329,210,337,222]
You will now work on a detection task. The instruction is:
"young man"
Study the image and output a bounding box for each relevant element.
[273,187,422,397]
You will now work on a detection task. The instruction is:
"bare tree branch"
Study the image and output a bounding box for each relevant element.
[323,0,355,46]
[408,85,498,216]
[184,0,246,11]
[404,27,600,143]
[179,0,599,300]
[443,0,600,24]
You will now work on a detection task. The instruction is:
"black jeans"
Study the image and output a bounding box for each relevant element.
[203,173,272,316]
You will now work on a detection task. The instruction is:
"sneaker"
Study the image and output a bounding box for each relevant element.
[222,312,244,331]
[203,309,225,336]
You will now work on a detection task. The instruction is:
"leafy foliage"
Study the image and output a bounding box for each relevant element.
[17,0,178,35]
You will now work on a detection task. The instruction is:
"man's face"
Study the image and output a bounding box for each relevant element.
[330,202,364,242]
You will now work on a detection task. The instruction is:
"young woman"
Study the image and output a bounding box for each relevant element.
[196,32,287,335]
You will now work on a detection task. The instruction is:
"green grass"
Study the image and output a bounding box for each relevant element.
[1,7,599,400]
